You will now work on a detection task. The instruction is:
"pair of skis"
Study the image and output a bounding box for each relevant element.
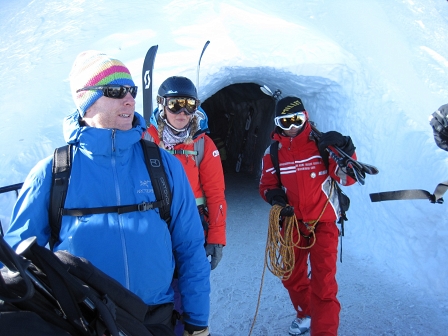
[142,41,210,123]
[309,124,379,185]
[260,85,379,185]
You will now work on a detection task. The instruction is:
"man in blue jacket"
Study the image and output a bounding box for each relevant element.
[4,51,210,336]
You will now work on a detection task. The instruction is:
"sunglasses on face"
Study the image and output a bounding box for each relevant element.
[76,85,138,99]
[157,96,200,115]
[274,112,307,130]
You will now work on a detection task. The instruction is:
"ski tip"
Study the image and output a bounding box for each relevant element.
[144,45,159,59]
[199,41,210,57]
[260,85,273,96]
[369,193,381,202]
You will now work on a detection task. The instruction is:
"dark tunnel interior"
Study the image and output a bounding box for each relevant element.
[201,83,276,178]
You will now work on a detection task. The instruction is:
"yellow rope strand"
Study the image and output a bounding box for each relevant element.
[248,243,268,336]
[266,204,301,280]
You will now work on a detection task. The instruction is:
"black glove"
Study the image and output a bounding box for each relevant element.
[265,188,287,207]
[279,206,294,217]
[205,244,223,270]
[318,131,355,156]
[184,323,210,336]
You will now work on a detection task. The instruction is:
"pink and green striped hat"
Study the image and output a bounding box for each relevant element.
[69,51,135,117]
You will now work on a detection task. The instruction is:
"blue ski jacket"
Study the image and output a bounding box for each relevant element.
[4,111,210,328]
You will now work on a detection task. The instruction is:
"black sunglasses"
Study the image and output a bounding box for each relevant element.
[76,85,138,99]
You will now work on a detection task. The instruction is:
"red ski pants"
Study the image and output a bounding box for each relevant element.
[282,221,340,336]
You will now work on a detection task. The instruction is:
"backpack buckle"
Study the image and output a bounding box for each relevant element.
[138,202,154,212]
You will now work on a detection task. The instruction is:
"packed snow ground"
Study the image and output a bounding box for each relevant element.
[1,0,448,335]
[215,174,448,335]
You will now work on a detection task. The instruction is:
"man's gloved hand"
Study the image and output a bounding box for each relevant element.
[265,189,287,207]
[279,205,294,217]
[318,131,355,156]
[183,323,210,336]
[266,189,294,217]
[205,244,223,270]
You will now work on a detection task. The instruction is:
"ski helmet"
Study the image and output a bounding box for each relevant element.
[157,76,198,99]
[430,103,448,151]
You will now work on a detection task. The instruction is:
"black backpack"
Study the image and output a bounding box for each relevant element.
[0,235,175,336]
[48,139,172,250]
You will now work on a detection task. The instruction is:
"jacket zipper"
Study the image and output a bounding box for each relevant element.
[215,204,224,223]
[112,129,130,288]
[112,129,116,152]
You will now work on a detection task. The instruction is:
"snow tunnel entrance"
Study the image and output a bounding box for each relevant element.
[201,83,275,178]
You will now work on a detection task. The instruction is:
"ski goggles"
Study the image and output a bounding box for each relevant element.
[157,96,200,115]
[274,112,307,130]
[76,85,138,99]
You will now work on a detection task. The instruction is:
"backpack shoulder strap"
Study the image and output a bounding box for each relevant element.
[269,141,281,183]
[143,131,154,142]
[168,137,205,167]
[310,128,330,169]
[194,136,205,168]
[140,139,172,225]
[49,145,72,251]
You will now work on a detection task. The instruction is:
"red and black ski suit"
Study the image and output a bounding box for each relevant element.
[259,122,356,336]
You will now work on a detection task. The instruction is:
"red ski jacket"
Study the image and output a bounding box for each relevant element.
[145,125,227,245]
[259,122,357,223]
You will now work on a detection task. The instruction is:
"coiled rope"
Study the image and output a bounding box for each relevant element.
[248,181,335,335]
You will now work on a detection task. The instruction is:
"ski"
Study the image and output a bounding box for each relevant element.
[0,182,23,236]
[370,190,435,202]
[197,40,210,90]
[370,180,448,204]
[142,45,158,124]
[224,111,235,149]
[0,182,23,195]
[260,85,281,102]
[235,106,254,172]
[248,125,259,173]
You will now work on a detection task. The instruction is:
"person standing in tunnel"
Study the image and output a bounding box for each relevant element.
[144,76,227,336]
[259,96,357,336]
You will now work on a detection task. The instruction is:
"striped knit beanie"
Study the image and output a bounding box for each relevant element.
[69,51,135,117]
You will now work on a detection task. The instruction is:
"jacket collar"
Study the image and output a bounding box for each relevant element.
[63,110,145,156]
